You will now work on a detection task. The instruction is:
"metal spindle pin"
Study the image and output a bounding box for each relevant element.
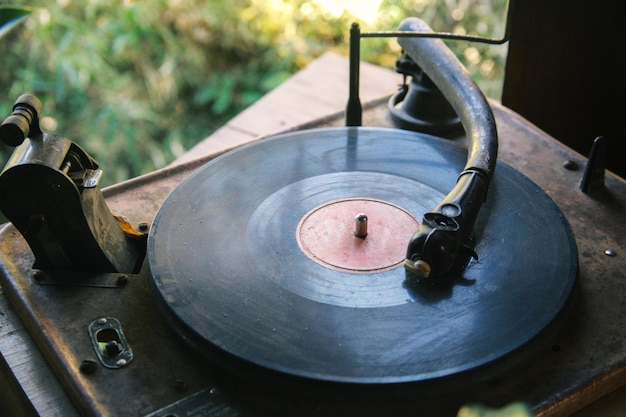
[354,213,368,239]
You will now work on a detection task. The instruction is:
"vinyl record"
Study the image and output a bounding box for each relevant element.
[147,127,577,386]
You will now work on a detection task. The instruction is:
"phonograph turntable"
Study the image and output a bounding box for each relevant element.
[0,13,625,417]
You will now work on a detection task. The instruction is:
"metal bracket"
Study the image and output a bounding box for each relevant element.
[32,270,132,288]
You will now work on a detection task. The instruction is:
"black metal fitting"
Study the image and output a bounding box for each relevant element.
[0,94,43,147]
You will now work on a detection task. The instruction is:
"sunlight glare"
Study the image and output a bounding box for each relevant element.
[309,0,384,24]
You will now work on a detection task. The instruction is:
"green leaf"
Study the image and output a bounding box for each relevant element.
[0,6,33,39]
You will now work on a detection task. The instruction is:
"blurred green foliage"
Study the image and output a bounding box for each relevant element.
[0,0,507,185]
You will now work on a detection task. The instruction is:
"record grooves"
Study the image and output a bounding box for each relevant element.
[148,127,578,391]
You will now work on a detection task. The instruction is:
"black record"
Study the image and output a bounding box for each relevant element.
[148,127,577,386]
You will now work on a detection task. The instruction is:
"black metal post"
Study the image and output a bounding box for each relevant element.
[345,22,362,126]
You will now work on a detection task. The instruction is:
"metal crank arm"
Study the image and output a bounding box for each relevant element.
[398,17,498,283]
[0,94,144,274]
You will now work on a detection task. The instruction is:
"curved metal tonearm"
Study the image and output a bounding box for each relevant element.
[396,17,498,283]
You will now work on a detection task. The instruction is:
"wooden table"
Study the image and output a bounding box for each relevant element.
[1,52,626,417]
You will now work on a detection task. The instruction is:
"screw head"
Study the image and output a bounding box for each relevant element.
[32,270,46,282]
[563,160,579,170]
[116,274,129,287]
[79,359,98,375]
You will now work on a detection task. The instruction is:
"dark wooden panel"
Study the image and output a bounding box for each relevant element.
[502,0,626,178]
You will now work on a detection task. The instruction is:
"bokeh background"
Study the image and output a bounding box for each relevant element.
[0,0,508,185]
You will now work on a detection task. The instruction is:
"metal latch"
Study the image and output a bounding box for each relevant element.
[88,317,133,369]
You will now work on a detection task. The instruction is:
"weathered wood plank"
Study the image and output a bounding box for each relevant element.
[0,285,79,417]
